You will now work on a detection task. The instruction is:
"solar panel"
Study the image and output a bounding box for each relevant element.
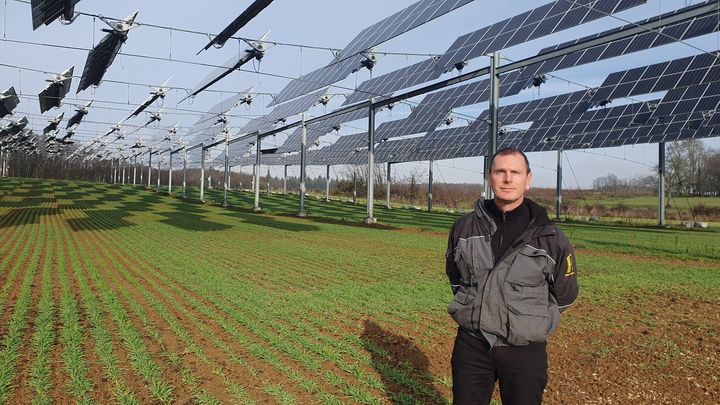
[374,136,422,163]
[590,52,719,105]
[240,116,275,134]
[38,65,74,113]
[373,70,523,141]
[77,11,139,93]
[43,112,64,135]
[517,3,720,88]
[30,0,80,30]
[0,87,20,119]
[650,81,720,120]
[275,107,369,153]
[476,90,593,126]
[268,55,363,107]
[435,0,647,73]
[307,132,369,165]
[190,89,252,133]
[187,38,267,99]
[275,123,330,154]
[342,58,443,106]
[336,0,474,62]
[210,136,256,167]
[264,87,329,124]
[66,100,92,129]
[271,0,473,107]
[127,78,170,119]
[198,0,274,54]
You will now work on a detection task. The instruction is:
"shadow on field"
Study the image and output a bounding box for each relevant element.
[66,210,134,231]
[156,211,232,232]
[221,210,321,232]
[361,320,445,404]
[0,207,62,228]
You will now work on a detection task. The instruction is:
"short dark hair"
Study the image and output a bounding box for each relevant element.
[489,147,531,173]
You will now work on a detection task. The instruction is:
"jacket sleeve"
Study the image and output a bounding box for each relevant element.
[445,222,461,294]
[550,230,579,313]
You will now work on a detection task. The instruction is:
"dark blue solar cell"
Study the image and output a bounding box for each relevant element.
[625,32,656,53]
[631,78,655,95]
[652,74,682,93]
[684,15,719,38]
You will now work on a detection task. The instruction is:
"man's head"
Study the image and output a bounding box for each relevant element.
[488,147,532,211]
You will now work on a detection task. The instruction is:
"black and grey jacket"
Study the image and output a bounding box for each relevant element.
[445,198,579,347]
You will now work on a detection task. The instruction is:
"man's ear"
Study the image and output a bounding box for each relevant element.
[525,171,533,191]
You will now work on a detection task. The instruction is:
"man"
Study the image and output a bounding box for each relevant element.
[445,147,579,405]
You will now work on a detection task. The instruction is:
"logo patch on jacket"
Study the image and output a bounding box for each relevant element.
[565,254,575,277]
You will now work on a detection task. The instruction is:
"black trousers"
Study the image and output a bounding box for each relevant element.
[451,328,548,405]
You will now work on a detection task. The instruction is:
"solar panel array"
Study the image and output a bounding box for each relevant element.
[270,0,474,107]
[341,58,443,106]
[435,0,647,73]
[30,0,81,30]
[305,132,368,165]
[590,52,720,105]
[0,87,20,119]
[477,90,592,126]
[516,1,720,87]
[337,0,473,62]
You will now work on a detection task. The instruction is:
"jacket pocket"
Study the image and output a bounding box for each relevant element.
[448,289,474,331]
[506,301,550,346]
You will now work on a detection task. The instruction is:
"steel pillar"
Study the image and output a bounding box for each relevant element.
[222,129,230,207]
[386,162,391,209]
[556,149,563,220]
[147,149,153,188]
[428,160,433,212]
[182,147,187,198]
[659,142,666,226]
[298,113,307,217]
[132,155,137,186]
[283,165,288,194]
[365,100,376,224]
[168,152,173,194]
[156,152,161,192]
[200,145,206,203]
[325,165,331,202]
[254,134,261,211]
[121,163,126,186]
[483,52,500,200]
[353,169,357,205]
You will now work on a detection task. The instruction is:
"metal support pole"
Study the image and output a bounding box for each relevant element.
[121,163,126,186]
[428,160,433,212]
[556,149,563,220]
[365,100,376,224]
[386,162,391,209]
[182,147,187,198]
[325,165,331,202]
[353,169,357,205]
[0,147,5,177]
[156,152,161,192]
[168,152,173,194]
[238,165,243,190]
[283,165,288,194]
[132,155,137,186]
[298,113,307,217]
[113,160,117,184]
[254,134,261,211]
[200,145,206,203]
[222,129,230,207]
[147,149,153,188]
[484,52,501,200]
[659,142,666,226]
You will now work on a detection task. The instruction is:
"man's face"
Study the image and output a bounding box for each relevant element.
[489,152,532,205]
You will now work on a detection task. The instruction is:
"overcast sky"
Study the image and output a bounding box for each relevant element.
[1,0,718,188]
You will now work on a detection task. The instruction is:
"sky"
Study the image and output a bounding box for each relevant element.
[0,0,718,188]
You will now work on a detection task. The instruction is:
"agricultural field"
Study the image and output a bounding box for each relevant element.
[0,177,718,404]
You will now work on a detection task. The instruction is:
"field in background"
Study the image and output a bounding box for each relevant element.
[0,178,718,404]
